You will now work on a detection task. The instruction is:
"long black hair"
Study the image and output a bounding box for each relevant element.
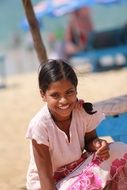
[38,59,96,115]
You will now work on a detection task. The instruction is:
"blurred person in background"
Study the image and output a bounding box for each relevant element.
[63,7,93,59]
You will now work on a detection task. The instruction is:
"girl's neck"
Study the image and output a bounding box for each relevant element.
[50,111,72,142]
[51,113,72,123]
[48,107,72,123]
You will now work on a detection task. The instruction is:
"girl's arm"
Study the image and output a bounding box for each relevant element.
[32,139,57,190]
[85,129,97,152]
[85,129,110,160]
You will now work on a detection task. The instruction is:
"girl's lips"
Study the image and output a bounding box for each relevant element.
[58,105,70,110]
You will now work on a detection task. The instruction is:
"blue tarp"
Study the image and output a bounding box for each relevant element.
[97,112,127,143]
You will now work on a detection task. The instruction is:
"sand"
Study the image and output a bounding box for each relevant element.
[0,67,127,190]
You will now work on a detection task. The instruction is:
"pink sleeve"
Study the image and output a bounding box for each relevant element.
[26,121,49,146]
[85,109,105,132]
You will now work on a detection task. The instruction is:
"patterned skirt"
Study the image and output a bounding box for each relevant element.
[54,142,127,190]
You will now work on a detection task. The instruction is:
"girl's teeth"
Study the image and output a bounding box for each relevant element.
[59,105,69,110]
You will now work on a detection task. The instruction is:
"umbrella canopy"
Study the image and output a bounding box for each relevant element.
[21,0,126,31]
[47,0,118,16]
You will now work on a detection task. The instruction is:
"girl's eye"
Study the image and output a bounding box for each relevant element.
[51,93,60,99]
[66,90,75,96]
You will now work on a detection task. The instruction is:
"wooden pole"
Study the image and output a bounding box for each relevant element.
[22,0,48,64]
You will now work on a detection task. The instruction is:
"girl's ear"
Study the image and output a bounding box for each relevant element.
[75,89,77,95]
[40,89,46,102]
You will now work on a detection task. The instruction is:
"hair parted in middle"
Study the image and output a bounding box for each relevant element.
[38,59,78,93]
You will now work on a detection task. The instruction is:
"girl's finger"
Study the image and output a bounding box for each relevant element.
[93,138,102,149]
[96,149,109,156]
[100,153,110,160]
[96,149,110,160]
[75,99,84,109]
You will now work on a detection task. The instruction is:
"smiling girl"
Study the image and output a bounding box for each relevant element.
[26,59,127,190]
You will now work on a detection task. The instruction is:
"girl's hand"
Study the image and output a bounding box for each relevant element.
[93,138,110,161]
[75,99,84,109]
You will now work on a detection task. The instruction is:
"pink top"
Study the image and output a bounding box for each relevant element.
[26,104,104,190]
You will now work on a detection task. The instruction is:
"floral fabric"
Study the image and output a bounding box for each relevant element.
[56,142,127,190]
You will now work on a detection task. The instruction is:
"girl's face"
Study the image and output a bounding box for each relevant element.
[40,79,77,121]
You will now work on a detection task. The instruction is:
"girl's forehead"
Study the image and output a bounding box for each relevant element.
[48,79,74,90]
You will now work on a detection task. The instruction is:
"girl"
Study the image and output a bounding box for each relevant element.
[26,59,127,190]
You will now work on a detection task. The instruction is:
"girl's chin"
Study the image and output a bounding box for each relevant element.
[55,110,72,119]
[50,105,74,119]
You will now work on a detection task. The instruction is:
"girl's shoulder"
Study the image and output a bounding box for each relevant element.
[28,104,51,129]
[26,105,52,145]
[73,103,105,122]
[72,106,89,122]
[73,104,105,132]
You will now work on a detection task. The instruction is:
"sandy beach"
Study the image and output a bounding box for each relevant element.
[0,67,127,190]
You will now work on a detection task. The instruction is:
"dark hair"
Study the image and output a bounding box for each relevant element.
[82,102,97,115]
[38,59,78,92]
[38,59,96,115]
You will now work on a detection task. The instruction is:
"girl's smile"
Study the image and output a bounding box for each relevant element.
[58,105,70,110]
[41,79,77,121]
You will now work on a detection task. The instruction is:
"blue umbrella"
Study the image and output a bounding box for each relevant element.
[42,0,126,17]
[21,0,126,31]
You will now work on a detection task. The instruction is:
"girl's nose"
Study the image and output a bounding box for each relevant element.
[59,97,67,104]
